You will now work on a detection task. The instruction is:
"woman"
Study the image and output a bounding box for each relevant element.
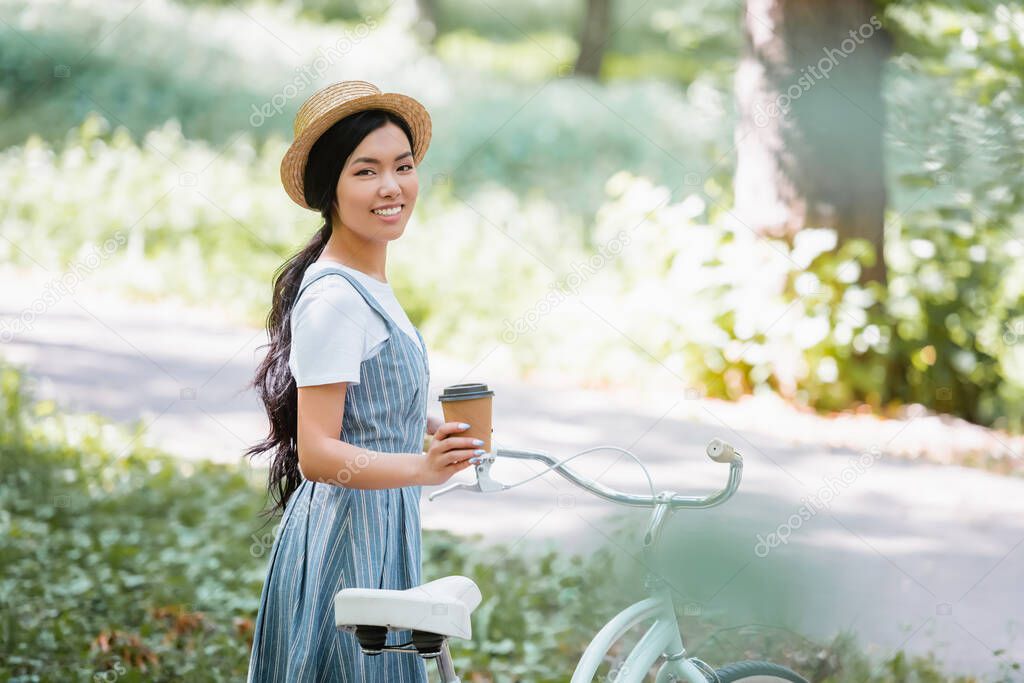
[244,81,484,681]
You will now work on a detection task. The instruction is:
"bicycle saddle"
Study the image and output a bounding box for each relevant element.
[334,575,482,648]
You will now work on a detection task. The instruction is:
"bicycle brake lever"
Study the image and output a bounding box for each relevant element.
[427,453,506,501]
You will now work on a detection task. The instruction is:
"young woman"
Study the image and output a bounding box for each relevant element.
[244,81,483,681]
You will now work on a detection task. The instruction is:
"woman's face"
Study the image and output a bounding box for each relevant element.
[333,121,419,243]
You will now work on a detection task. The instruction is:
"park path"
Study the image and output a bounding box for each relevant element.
[1,264,1021,677]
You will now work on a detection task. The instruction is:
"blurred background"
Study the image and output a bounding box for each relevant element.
[1,0,1022,680]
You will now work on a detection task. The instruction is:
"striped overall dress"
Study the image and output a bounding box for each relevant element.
[247,265,430,682]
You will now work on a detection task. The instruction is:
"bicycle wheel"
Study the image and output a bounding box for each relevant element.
[707,660,809,682]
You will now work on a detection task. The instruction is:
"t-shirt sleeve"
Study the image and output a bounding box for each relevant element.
[288,277,374,387]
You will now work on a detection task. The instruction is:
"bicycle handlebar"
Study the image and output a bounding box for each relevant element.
[427,438,743,511]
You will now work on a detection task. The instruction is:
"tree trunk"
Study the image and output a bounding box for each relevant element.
[574,0,612,79]
[734,0,892,284]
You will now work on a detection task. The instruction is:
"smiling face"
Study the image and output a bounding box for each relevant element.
[332,121,419,243]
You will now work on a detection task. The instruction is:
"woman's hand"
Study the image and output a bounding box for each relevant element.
[419,421,484,487]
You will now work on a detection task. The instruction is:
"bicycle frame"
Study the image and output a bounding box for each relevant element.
[571,592,706,683]
[423,590,705,683]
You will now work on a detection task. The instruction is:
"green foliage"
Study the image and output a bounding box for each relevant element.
[0,0,290,151]
[583,166,1023,434]
[0,0,728,217]
[0,76,728,318]
[1,86,1021,436]
[2,0,1023,677]
[433,30,578,82]
[422,530,636,680]
[0,364,268,680]
[429,0,740,87]
[2,0,1023,434]
[880,4,1024,431]
[419,75,733,216]
[1,364,1014,681]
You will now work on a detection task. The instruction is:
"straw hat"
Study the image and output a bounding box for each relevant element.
[280,80,432,210]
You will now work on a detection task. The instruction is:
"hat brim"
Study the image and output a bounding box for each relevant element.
[280,91,432,211]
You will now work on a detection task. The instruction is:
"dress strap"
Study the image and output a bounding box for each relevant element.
[295,264,399,332]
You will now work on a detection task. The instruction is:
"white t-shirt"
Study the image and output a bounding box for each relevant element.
[288,261,425,388]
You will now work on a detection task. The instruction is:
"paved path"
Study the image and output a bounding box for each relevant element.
[1,266,1021,676]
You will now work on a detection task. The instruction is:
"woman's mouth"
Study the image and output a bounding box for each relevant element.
[371,204,404,221]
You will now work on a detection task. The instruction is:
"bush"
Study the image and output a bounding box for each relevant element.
[0,363,266,680]
[880,3,1024,431]
[0,0,728,219]
[0,0,292,151]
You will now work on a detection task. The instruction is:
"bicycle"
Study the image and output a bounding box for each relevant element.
[334,438,810,682]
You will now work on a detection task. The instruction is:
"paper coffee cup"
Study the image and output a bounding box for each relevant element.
[438,383,495,452]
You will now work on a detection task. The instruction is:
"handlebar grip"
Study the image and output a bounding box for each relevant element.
[706,438,736,464]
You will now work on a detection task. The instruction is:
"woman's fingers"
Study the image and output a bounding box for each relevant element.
[426,420,484,473]
[445,449,479,466]
[434,436,482,453]
[434,421,471,440]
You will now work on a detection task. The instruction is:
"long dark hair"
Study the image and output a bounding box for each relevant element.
[244,109,417,520]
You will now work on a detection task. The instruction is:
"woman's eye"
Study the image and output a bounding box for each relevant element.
[356,165,412,176]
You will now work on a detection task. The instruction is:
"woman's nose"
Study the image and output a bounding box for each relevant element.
[380,178,400,197]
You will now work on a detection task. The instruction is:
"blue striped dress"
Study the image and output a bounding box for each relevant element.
[247,265,430,682]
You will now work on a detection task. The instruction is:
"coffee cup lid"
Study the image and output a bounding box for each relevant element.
[438,382,494,402]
